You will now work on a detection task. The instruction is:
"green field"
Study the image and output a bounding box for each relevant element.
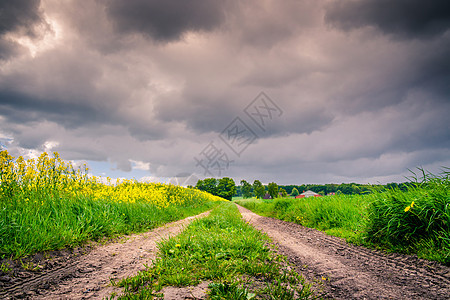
[236,171,450,264]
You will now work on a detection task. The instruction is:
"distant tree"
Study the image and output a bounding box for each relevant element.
[195,179,204,190]
[253,180,265,199]
[196,178,218,195]
[398,182,411,192]
[325,184,338,194]
[351,184,361,194]
[386,182,399,190]
[268,182,279,199]
[299,185,307,193]
[235,185,242,197]
[291,187,299,197]
[339,183,353,195]
[217,177,236,200]
[240,179,253,198]
[280,188,287,197]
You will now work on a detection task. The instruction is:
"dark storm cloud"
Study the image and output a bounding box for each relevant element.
[154,87,333,139]
[0,90,108,129]
[413,38,450,98]
[127,122,169,141]
[322,18,450,118]
[0,0,46,59]
[0,0,43,35]
[388,100,450,153]
[105,0,229,42]
[325,0,450,39]
[225,0,322,48]
[0,38,20,60]
[0,88,168,143]
[1,0,449,184]
[155,92,238,134]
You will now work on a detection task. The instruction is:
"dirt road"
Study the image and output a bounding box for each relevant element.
[1,211,210,300]
[237,205,450,299]
[3,206,450,299]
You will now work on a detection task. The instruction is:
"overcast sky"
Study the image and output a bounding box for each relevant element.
[1,0,449,185]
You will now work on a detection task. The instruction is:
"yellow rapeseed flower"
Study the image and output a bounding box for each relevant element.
[1,149,223,211]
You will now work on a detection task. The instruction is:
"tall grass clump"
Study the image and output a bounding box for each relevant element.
[366,169,450,263]
[0,150,223,259]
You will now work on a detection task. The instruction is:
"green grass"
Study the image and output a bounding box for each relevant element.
[0,191,219,259]
[366,171,450,263]
[236,194,367,243]
[236,170,450,264]
[111,202,318,299]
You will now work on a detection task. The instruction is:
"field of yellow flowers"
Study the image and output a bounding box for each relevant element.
[0,150,223,259]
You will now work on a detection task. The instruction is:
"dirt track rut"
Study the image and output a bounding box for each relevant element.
[237,204,450,300]
[1,211,210,299]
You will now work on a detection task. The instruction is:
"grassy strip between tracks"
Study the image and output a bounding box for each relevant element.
[236,170,450,265]
[110,202,318,299]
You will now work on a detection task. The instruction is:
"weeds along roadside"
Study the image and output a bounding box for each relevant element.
[236,170,450,265]
[0,150,223,259]
[111,202,318,299]
[366,169,450,263]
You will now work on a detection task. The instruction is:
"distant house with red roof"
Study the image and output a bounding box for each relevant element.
[295,190,321,198]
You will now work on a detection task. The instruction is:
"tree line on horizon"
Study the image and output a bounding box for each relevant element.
[236,181,414,198]
[195,177,415,200]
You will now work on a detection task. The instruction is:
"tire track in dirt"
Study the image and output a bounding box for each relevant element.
[237,204,450,300]
[1,211,210,299]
